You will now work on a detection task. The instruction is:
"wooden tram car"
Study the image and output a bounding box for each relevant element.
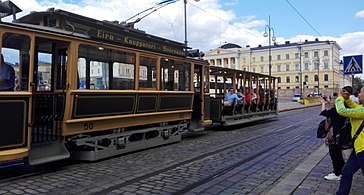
[0,2,277,165]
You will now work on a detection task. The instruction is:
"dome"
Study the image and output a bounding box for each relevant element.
[220,43,242,49]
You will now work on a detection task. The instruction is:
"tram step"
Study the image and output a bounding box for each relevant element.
[28,142,70,165]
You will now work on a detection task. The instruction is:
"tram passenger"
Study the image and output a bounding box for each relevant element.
[223,88,241,115]
[335,86,364,195]
[224,88,242,107]
[244,89,251,112]
[235,89,244,114]
[319,94,346,181]
[251,88,258,112]
[0,54,15,91]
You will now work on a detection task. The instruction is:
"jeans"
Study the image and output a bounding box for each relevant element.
[336,150,364,195]
[329,144,345,176]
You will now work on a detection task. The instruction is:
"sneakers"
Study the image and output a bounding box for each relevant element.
[324,173,341,180]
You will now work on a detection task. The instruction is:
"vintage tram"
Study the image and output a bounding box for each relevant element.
[0,2,277,165]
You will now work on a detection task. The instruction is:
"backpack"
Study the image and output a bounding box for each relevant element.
[338,118,353,149]
[317,118,331,138]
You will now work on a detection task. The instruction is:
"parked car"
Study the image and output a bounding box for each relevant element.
[292,94,302,102]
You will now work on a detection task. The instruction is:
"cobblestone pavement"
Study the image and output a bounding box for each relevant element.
[0,104,363,195]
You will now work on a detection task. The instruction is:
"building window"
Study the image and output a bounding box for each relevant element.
[230,57,235,64]
[324,74,329,81]
[314,51,319,58]
[210,60,215,65]
[295,63,300,71]
[286,87,290,89]
[324,61,329,69]
[252,57,256,62]
[304,75,309,82]
[314,75,318,82]
[295,76,299,83]
[217,59,221,65]
[324,50,329,56]
[304,52,308,58]
[286,54,290,59]
[286,63,290,71]
[304,63,309,70]
[295,53,299,59]
[252,67,256,72]
[277,77,281,83]
[243,58,246,63]
[223,58,228,66]
[260,56,264,62]
[314,62,319,69]
[286,76,290,83]
[277,64,281,72]
[260,66,264,73]
[277,54,281,60]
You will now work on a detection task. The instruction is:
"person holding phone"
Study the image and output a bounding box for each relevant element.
[335,86,364,195]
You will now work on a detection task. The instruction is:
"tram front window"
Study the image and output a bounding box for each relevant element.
[1,33,30,91]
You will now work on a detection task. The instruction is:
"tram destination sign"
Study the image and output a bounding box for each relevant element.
[88,29,185,57]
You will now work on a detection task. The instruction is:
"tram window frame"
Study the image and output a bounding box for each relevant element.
[139,56,156,90]
[77,44,136,90]
[160,58,191,91]
[34,37,70,92]
[203,65,209,93]
[1,33,31,92]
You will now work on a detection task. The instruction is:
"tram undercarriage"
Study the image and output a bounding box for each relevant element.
[66,123,185,161]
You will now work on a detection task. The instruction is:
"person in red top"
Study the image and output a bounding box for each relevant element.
[244,88,251,112]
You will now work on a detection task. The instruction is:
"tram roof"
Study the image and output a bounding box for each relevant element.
[209,66,276,79]
[16,9,184,46]
[12,8,191,57]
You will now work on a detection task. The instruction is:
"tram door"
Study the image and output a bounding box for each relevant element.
[190,64,204,131]
[28,37,70,165]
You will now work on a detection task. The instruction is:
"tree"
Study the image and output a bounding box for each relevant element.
[354,76,364,93]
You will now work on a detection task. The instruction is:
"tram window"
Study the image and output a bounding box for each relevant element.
[160,58,190,91]
[36,53,52,91]
[1,33,30,91]
[112,51,135,90]
[34,38,69,91]
[78,45,135,90]
[139,56,156,89]
[91,61,109,90]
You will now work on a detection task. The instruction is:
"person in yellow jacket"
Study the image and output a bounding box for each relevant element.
[335,86,364,195]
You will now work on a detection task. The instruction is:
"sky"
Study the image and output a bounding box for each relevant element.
[5,0,364,59]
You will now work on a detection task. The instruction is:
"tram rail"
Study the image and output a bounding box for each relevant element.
[0,107,315,185]
[97,118,313,194]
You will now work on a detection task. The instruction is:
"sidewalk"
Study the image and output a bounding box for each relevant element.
[269,144,364,195]
[275,101,364,195]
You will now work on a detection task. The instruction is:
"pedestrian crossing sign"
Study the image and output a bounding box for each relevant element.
[343,55,363,75]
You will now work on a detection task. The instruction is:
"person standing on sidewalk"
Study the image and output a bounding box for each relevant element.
[335,86,364,195]
[319,95,346,181]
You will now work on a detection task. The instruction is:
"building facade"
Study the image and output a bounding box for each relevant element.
[204,39,352,97]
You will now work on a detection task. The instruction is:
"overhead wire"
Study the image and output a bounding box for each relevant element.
[188,2,259,37]
[284,0,324,39]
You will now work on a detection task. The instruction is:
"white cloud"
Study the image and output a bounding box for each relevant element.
[355,10,364,19]
[5,0,364,59]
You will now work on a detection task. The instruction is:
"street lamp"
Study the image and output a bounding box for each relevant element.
[263,15,276,90]
[297,44,303,96]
